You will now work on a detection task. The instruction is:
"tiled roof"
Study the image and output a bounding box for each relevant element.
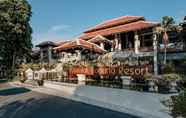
[36,41,57,47]
[80,21,159,40]
[54,39,106,54]
[85,16,145,33]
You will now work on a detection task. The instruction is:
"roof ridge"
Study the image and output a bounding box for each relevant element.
[85,15,144,33]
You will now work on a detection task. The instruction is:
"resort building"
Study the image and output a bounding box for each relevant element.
[80,16,160,75]
[33,15,186,76]
[54,39,106,63]
[36,41,57,64]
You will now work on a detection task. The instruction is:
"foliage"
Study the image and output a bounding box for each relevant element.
[171,90,186,118]
[0,0,32,79]
[163,74,183,81]
[63,63,72,72]
[162,63,175,74]
[156,79,170,93]
[144,72,153,80]
[161,16,176,31]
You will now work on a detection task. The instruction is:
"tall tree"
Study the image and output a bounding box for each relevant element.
[161,16,176,65]
[161,16,176,31]
[0,0,32,79]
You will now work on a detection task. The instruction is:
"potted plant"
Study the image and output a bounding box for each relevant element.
[171,89,186,118]
[163,74,183,93]
[157,79,170,94]
[37,78,44,86]
[19,72,27,83]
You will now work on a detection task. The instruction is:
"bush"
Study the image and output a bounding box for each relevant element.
[171,89,186,118]
[163,74,183,81]
[37,79,44,86]
[144,73,153,80]
[19,78,26,83]
[162,64,175,74]
[157,79,170,93]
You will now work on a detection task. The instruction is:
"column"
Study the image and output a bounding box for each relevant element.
[118,34,122,51]
[48,46,52,64]
[153,32,158,76]
[76,50,81,60]
[40,48,44,64]
[100,43,104,50]
[134,32,140,54]
[114,34,118,51]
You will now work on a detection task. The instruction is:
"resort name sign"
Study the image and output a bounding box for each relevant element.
[69,65,152,77]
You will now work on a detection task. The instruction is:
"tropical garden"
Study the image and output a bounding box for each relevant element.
[0,0,186,117]
[0,0,32,80]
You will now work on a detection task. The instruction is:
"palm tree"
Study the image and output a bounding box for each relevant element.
[160,16,176,65]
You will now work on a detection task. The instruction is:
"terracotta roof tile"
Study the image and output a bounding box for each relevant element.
[85,16,145,33]
[54,39,106,54]
[80,21,159,40]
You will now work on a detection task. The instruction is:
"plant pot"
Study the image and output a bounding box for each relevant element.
[19,78,26,83]
[37,80,44,86]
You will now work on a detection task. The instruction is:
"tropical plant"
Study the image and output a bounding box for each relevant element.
[162,63,175,74]
[161,16,176,31]
[144,72,153,80]
[171,89,186,118]
[163,74,183,81]
[0,0,32,80]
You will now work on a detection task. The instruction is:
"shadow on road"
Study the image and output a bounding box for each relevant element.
[0,94,141,118]
[0,87,31,96]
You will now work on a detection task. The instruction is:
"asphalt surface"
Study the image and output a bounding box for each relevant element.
[0,84,140,118]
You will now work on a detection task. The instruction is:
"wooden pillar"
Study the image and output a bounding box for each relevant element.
[125,33,128,48]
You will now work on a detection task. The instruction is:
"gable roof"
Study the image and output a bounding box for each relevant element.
[81,21,159,40]
[54,39,107,54]
[88,35,112,44]
[36,41,57,48]
[84,16,145,33]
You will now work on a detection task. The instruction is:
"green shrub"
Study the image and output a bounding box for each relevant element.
[163,74,183,81]
[157,79,170,93]
[19,77,26,83]
[171,89,186,118]
[144,73,153,80]
[162,64,175,74]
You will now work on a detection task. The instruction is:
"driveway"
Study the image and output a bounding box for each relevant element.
[0,84,140,118]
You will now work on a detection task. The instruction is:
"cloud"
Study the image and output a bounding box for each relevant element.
[175,10,186,23]
[32,33,69,46]
[49,24,70,32]
[32,24,72,46]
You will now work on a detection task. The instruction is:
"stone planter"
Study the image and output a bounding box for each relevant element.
[121,76,131,88]
[37,80,44,86]
[77,74,86,85]
[169,81,177,93]
[148,80,155,92]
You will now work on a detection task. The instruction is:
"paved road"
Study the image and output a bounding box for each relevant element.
[0,84,140,118]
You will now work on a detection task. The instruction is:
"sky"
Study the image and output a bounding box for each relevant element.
[28,0,186,45]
